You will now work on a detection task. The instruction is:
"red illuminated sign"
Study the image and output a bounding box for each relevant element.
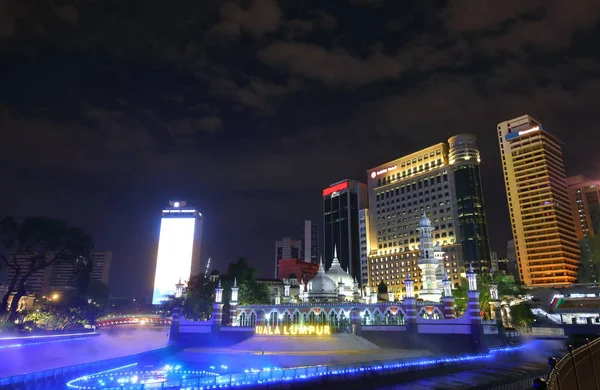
[322,181,349,197]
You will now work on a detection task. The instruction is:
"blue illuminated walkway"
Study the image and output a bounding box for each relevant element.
[0,327,169,378]
[376,361,548,389]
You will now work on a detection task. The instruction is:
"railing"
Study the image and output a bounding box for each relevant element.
[522,327,565,337]
[545,337,600,390]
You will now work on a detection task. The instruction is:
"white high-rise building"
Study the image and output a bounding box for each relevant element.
[152,200,203,305]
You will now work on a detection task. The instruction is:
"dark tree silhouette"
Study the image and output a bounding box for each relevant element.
[0,217,94,323]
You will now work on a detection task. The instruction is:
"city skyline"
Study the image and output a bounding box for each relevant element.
[2,1,600,298]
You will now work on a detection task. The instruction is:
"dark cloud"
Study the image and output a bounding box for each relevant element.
[258,42,403,86]
[1,0,600,297]
[212,0,282,38]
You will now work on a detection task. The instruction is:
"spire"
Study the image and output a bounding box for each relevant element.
[218,279,222,288]
[233,278,237,288]
[318,256,325,272]
[331,246,341,266]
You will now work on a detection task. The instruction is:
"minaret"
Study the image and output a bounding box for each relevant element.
[417,213,442,302]
[213,280,224,327]
[467,263,477,291]
[229,278,239,326]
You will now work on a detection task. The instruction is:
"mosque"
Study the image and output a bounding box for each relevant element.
[271,213,447,305]
[170,214,505,355]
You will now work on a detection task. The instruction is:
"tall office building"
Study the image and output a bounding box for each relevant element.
[274,237,302,277]
[506,239,519,281]
[90,251,112,285]
[490,252,499,272]
[359,209,371,286]
[4,251,113,295]
[152,201,203,305]
[366,134,491,296]
[567,175,600,240]
[4,256,52,295]
[497,115,579,286]
[300,220,320,264]
[567,175,600,283]
[323,180,368,281]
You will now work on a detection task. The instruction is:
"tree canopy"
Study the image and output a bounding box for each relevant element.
[451,271,523,318]
[182,257,270,320]
[0,217,94,322]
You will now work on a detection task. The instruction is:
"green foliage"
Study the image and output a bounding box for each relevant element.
[510,302,536,328]
[86,280,110,307]
[183,274,214,320]
[22,296,97,330]
[452,271,522,318]
[238,280,270,305]
[224,257,257,283]
[453,282,468,317]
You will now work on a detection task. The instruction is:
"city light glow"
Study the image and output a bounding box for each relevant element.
[152,217,196,305]
[322,181,349,197]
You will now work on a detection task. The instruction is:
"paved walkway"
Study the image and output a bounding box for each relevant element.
[375,361,548,389]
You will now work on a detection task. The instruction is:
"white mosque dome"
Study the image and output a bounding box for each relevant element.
[419,213,432,227]
[308,262,336,293]
[326,251,354,289]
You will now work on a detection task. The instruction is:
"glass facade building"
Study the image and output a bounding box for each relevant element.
[366,134,491,296]
[323,180,368,281]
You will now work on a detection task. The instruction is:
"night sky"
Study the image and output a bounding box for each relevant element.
[2,0,600,300]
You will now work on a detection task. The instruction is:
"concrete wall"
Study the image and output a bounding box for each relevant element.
[176,325,254,347]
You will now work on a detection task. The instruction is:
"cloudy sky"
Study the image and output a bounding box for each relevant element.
[1,0,600,299]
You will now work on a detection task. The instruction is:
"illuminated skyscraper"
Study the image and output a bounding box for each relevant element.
[567,175,600,240]
[366,135,490,297]
[152,201,203,305]
[567,175,600,283]
[497,115,579,286]
[323,180,368,281]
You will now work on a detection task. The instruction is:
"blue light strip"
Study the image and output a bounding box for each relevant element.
[66,363,139,388]
[0,334,97,349]
[0,332,98,340]
[65,346,525,389]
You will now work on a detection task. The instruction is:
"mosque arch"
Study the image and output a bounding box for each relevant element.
[418,307,444,319]
[382,307,406,325]
[361,309,372,325]
[372,309,383,325]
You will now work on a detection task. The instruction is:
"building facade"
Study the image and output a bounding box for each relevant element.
[152,200,203,305]
[274,237,302,276]
[276,258,319,281]
[323,180,368,281]
[567,175,600,240]
[300,220,320,264]
[497,115,580,286]
[359,209,370,286]
[567,175,600,283]
[506,240,519,281]
[366,134,491,296]
[3,251,113,296]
